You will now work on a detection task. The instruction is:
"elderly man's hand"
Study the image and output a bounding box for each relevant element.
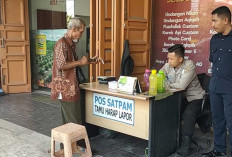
[79,56,88,66]
[89,55,104,64]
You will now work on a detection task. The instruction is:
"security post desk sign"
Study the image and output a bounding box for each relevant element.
[93,93,135,125]
[36,35,46,55]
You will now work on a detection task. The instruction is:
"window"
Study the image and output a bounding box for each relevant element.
[37,9,67,29]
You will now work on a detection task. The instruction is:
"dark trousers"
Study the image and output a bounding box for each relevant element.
[181,98,202,138]
[60,99,82,125]
[59,99,84,149]
[210,93,232,155]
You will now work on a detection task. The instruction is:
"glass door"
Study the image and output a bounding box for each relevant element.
[29,0,67,91]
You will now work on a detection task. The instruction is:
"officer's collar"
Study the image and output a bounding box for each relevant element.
[218,29,232,37]
[174,60,185,74]
[228,29,232,36]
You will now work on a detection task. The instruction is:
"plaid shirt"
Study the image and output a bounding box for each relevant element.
[51,34,79,102]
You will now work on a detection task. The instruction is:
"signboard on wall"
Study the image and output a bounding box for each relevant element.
[151,0,232,74]
[35,35,47,55]
[93,93,135,125]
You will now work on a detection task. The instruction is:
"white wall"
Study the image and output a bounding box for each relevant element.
[74,0,90,16]
[29,0,90,30]
[75,16,90,80]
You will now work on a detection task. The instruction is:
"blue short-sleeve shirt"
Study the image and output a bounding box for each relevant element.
[209,30,232,94]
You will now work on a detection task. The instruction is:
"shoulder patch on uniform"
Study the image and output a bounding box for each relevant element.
[184,66,191,73]
[185,67,190,71]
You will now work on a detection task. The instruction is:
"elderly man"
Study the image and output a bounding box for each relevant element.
[51,17,99,124]
[51,17,100,154]
[160,44,205,157]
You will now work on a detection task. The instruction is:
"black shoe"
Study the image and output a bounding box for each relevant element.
[202,150,226,157]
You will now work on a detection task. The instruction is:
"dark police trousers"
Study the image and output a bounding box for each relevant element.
[181,98,202,138]
[210,92,232,155]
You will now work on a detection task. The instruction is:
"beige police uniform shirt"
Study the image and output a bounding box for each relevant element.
[160,60,205,102]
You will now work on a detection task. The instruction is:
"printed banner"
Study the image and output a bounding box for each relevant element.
[36,35,47,55]
[93,93,135,125]
[32,30,66,88]
[151,0,232,74]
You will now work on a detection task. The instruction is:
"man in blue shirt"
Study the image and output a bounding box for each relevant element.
[202,6,232,157]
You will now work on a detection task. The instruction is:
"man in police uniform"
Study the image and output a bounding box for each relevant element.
[202,6,232,157]
[161,44,205,157]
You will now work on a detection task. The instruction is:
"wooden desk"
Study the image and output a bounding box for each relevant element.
[80,82,182,157]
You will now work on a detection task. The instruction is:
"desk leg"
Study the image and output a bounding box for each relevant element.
[175,91,182,148]
[148,92,182,157]
[148,97,155,157]
[80,89,99,138]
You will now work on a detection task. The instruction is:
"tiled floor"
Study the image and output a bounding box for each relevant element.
[0,119,51,157]
[0,92,229,157]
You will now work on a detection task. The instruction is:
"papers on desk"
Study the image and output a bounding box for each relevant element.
[108,81,118,90]
[117,76,137,94]
[107,76,139,94]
